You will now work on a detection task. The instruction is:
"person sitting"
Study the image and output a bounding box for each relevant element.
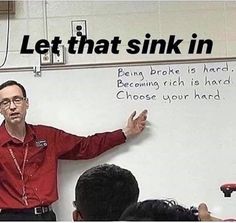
[120,199,222,221]
[73,164,139,221]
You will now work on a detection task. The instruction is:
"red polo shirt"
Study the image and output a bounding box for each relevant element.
[0,123,126,209]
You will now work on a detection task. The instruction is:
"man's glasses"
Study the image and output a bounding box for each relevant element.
[0,96,26,109]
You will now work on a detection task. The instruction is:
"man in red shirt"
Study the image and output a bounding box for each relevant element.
[0,80,147,221]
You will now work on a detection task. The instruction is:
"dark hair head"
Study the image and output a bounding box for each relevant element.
[120,199,199,221]
[0,80,27,98]
[75,164,139,221]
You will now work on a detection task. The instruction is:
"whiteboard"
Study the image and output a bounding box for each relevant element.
[0,60,235,220]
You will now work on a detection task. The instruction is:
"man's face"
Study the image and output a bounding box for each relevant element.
[0,85,29,125]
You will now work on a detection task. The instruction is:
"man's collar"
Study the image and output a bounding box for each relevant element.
[0,121,36,146]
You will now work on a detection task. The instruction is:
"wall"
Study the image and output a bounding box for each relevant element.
[0,1,236,68]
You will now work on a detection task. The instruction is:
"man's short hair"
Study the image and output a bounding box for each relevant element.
[0,80,27,98]
[120,199,199,221]
[74,164,139,220]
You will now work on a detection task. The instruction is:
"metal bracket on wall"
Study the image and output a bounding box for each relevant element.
[33,65,41,77]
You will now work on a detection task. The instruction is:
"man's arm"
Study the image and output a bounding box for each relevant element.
[57,110,148,159]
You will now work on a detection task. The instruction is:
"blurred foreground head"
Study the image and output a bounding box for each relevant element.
[73,164,139,221]
[120,199,198,221]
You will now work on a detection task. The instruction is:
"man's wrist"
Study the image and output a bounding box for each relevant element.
[122,128,132,138]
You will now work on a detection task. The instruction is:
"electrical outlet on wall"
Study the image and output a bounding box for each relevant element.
[71,20,87,37]
[40,50,52,65]
[52,45,65,64]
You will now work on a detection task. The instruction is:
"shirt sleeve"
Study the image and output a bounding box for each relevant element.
[53,129,126,160]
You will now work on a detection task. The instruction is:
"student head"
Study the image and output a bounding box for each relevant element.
[0,80,28,125]
[73,164,139,221]
[120,199,198,221]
